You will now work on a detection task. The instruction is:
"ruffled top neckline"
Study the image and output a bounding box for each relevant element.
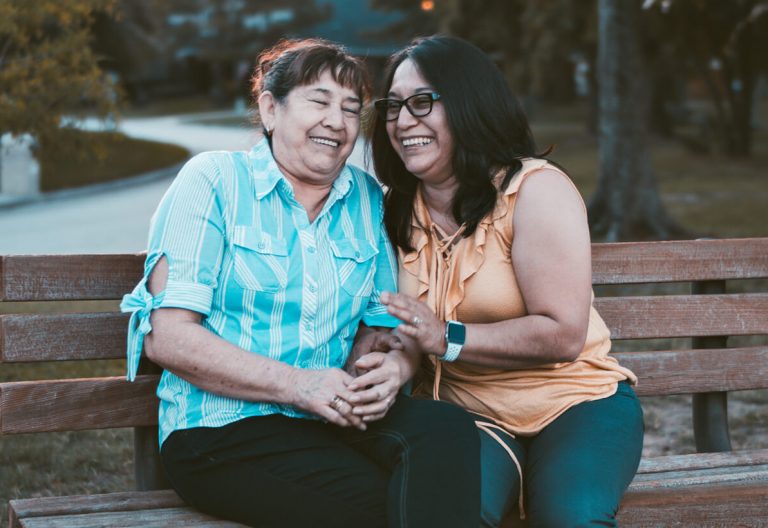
[400,160,549,319]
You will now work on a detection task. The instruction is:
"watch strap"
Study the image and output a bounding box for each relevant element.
[440,320,465,362]
[441,341,463,362]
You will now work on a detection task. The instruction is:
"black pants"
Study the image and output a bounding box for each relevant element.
[161,395,480,528]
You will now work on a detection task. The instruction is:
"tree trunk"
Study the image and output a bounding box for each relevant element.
[726,15,756,157]
[588,0,688,241]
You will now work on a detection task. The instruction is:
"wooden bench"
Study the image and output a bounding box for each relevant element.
[1,237,767,527]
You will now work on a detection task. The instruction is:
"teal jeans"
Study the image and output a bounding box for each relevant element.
[478,381,644,527]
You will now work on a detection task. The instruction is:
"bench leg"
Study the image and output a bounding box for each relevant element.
[691,279,732,453]
[693,392,732,452]
[134,425,170,490]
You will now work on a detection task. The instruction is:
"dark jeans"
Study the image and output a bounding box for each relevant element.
[479,381,645,528]
[161,395,480,528]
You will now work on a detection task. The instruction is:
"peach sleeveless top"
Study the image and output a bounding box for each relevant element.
[400,158,637,437]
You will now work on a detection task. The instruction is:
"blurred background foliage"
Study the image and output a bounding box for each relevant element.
[3,0,766,157]
[2,0,766,239]
[0,0,119,157]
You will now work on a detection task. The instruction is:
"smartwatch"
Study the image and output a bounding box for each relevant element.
[441,320,466,362]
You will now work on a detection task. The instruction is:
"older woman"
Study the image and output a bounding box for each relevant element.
[121,38,480,528]
[370,36,644,527]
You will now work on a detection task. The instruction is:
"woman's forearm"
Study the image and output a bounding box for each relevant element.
[145,310,299,405]
[457,314,586,370]
[144,308,367,429]
[383,292,587,371]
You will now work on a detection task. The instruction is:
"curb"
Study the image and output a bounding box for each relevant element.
[0,161,185,211]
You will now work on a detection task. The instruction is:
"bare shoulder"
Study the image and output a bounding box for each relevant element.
[514,167,587,224]
[517,167,583,202]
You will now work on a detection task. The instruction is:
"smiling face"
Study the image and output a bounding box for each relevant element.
[260,68,361,188]
[385,59,455,186]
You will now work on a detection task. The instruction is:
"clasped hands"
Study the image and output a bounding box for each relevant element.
[292,292,443,431]
[345,327,407,427]
[291,328,405,431]
[341,292,448,427]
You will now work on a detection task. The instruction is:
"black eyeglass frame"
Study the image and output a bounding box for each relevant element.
[374,92,442,121]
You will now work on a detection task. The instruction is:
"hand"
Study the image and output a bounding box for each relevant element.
[381,291,446,357]
[288,368,367,430]
[347,352,404,422]
[345,326,403,377]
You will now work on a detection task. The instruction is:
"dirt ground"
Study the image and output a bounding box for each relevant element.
[641,390,768,457]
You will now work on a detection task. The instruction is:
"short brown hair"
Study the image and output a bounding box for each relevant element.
[251,38,370,105]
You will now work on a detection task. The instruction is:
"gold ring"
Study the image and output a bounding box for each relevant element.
[330,395,344,411]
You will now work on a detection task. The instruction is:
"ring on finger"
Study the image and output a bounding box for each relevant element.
[412,315,422,327]
[329,395,344,411]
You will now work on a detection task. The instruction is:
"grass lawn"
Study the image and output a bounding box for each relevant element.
[39,131,190,192]
[0,99,767,526]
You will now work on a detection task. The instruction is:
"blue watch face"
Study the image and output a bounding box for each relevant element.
[447,321,466,345]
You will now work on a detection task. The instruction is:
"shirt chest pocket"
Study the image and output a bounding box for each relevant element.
[330,239,378,298]
[231,227,289,293]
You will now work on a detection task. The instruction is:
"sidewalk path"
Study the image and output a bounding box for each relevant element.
[0,112,368,254]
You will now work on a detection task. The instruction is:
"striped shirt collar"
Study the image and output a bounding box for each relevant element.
[248,138,354,202]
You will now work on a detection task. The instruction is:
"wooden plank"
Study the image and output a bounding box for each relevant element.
[0,313,128,362]
[592,238,768,284]
[1,346,760,433]
[3,295,764,364]
[614,346,768,396]
[595,293,768,339]
[618,482,768,526]
[18,507,246,528]
[9,490,183,523]
[1,239,765,298]
[637,448,768,474]
[6,452,768,528]
[0,375,159,434]
[0,254,144,301]
[630,463,768,491]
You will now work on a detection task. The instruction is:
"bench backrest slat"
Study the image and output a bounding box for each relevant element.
[0,376,158,434]
[1,294,764,363]
[595,293,768,339]
[0,313,128,362]
[615,346,768,395]
[592,238,768,284]
[0,240,765,303]
[0,254,144,301]
[2,293,765,364]
[4,345,766,434]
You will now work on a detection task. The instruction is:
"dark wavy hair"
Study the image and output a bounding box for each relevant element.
[251,38,370,135]
[369,35,547,252]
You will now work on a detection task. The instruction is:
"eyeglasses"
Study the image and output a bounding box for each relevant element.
[374,92,441,121]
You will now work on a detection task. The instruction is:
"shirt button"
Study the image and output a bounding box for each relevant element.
[257,241,266,249]
[307,246,316,254]
[309,284,317,293]
[354,251,361,258]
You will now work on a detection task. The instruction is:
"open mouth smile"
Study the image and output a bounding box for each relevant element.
[401,137,433,147]
[310,137,341,148]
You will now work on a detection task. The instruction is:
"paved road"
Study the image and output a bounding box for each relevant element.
[0,112,368,254]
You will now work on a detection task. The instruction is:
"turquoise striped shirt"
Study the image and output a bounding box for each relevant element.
[121,138,400,445]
